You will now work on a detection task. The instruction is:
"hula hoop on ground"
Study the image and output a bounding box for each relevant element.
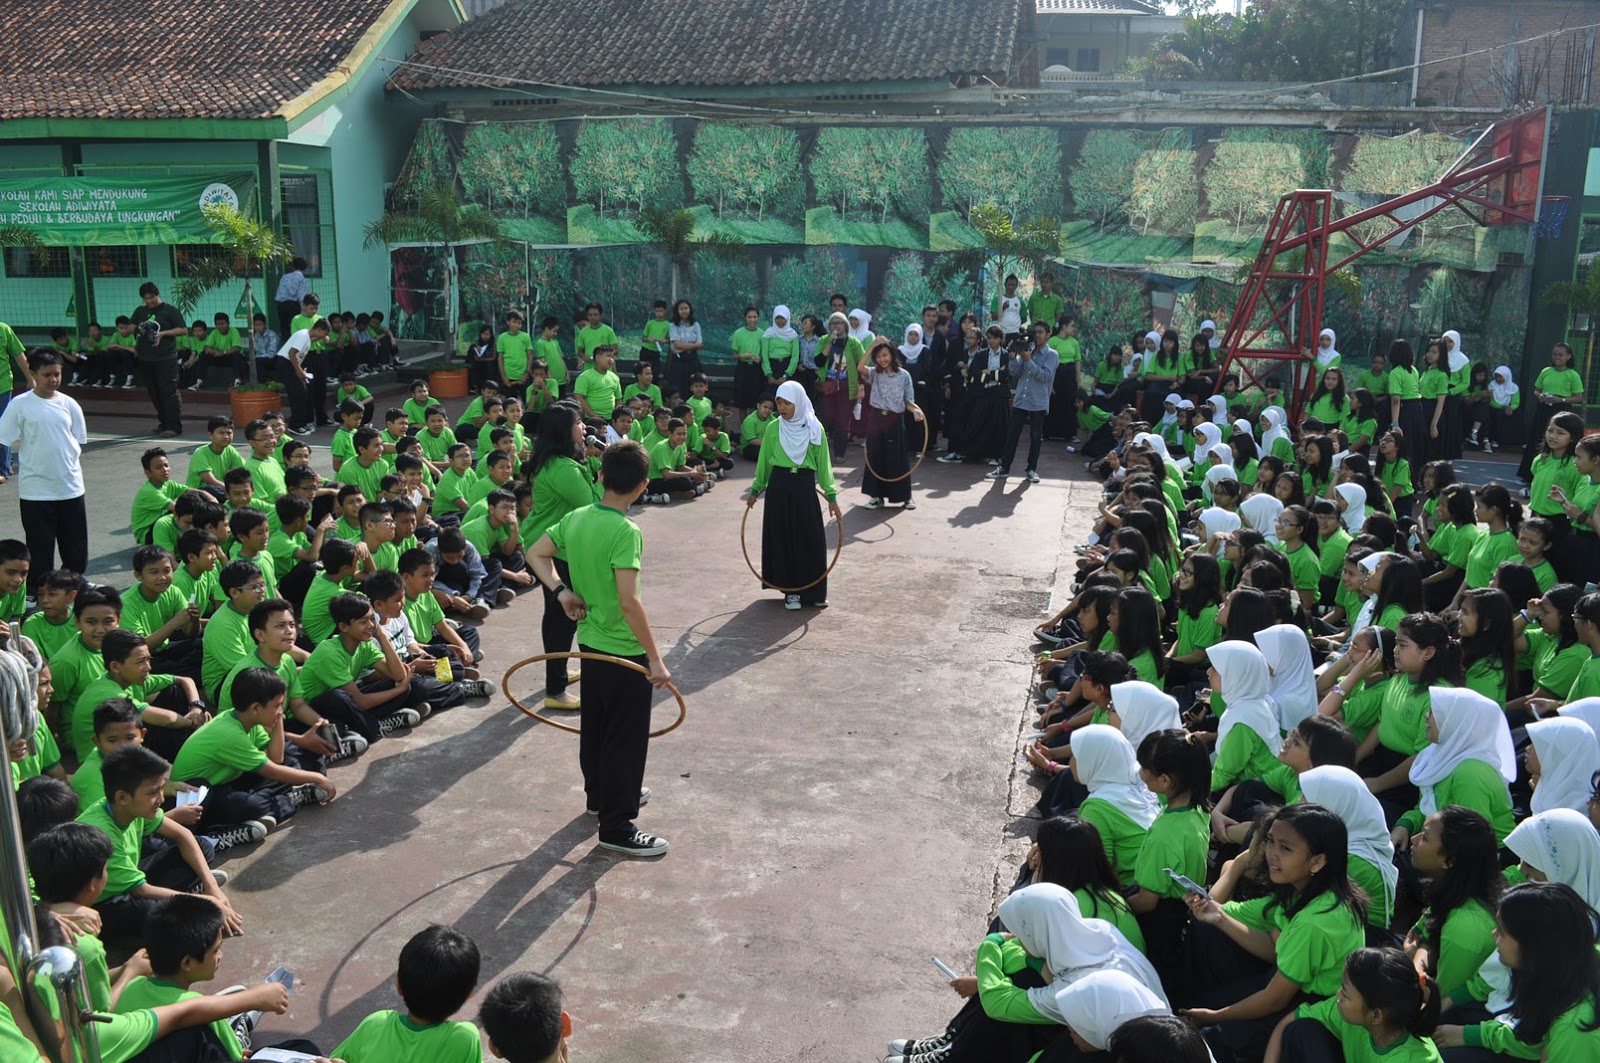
[861,413,930,484]
[501,651,687,738]
[740,484,844,594]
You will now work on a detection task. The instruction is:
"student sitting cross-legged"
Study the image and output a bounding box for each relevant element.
[217,598,356,762]
[333,924,483,1063]
[75,743,241,939]
[399,546,482,668]
[298,592,431,742]
[365,570,489,706]
[171,666,336,844]
[70,628,206,764]
[70,697,207,825]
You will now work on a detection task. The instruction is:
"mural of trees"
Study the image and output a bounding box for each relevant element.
[567,119,682,245]
[1129,147,1199,237]
[1339,131,1464,256]
[767,248,861,320]
[686,248,760,343]
[807,127,930,249]
[686,124,804,225]
[938,128,1064,221]
[1067,130,1153,230]
[877,253,943,340]
[390,120,455,209]
[459,122,563,219]
[1205,141,1305,231]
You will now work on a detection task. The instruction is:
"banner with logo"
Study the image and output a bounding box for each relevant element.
[0,173,257,245]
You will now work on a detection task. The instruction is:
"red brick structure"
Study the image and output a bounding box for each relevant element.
[1415,0,1599,109]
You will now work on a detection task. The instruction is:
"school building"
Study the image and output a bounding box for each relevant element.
[0,0,464,344]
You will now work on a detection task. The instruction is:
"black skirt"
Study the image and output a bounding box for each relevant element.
[1396,398,1428,487]
[956,383,1010,459]
[734,360,764,407]
[863,407,911,503]
[760,465,828,604]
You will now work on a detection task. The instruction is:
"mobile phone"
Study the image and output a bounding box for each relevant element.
[1165,868,1210,898]
[931,956,958,980]
[266,966,295,993]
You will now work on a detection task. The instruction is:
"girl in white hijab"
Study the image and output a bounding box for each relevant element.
[1238,491,1284,544]
[898,322,926,367]
[995,883,1169,1022]
[1562,697,1600,735]
[1299,764,1399,928]
[1526,716,1600,816]
[1314,327,1341,370]
[750,380,840,611]
[846,308,873,348]
[1053,970,1171,1052]
[1071,725,1161,824]
[1208,641,1282,790]
[1442,329,1469,376]
[1193,421,1222,456]
[1207,394,1229,426]
[1199,498,1242,550]
[1256,623,1318,733]
[1202,462,1238,507]
[1109,681,1181,751]
[764,305,798,341]
[1159,393,1182,430]
[762,306,799,383]
[1334,481,1367,536]
[1409,687,1516,820]
[1232,417,1255,443]
[1258,406,1291,461]
[1475,364,1520,452]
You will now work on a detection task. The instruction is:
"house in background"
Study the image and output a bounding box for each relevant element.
[1032,0,1183,79]
[0,0,463,339]
[1413,0,1599,108]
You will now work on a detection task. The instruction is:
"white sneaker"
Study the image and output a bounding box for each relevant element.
[865,497,883,509]
[1468,429,1479,445]
[1026,469,1040,483]
[987,458,1001,466]
[985,467,1007,479]
[937,453,963,463]
[784,594,802,610]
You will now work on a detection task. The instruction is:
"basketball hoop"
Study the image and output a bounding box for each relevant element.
[1533,196,1570,239]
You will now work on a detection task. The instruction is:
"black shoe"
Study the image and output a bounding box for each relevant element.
[597,830,668,857]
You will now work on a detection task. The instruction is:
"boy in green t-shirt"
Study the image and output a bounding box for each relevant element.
[644,419,708,504]
[220,467,260,520]
[698,415,734,478]
[574,301,617,371]
[355,500,400,579]
[70,698,154,810]
[81,320,111,385]
[241,419,287,510]
[402,379,435,429]
[49,587,118,724]
[416,405,457,472]
[201,559,268,699]
[462,489,533,602]
[29,821,149,1012]
[379,408,410,454]
[333,924,483,1063]
[344,427,394,502]
[21,568,80,661]
[133,447,187,545]
[573,344,623,420]
[640,298,672,373]
[623,361,664,410]
[497,311,535,391]
[187,416,243,496]
[70,628,202,762]
[330,399,365,475]
[174,666,334,834]
[739,393,776,460]
[76,743,240,938]
[336,371,375,423]
[530,438,671,856]
[398,547,481,667]
[301,537,359,645]
[123,544,202,674]
[434,443,477,522]
[106,315,140,388]
[301,592,427,741]
[687,372,713,428]
[177,319,209,390]
[174,527,224,620]
[329,484,366,541]
[202,312,246,386]
[535,315,566,389]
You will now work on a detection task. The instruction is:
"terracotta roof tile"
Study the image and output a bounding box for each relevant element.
[0,0,394,121]
[391,0,1026,92]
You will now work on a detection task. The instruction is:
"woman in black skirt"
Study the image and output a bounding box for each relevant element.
[747,380,841,611]
[861,340,925,510]
[938,324,1012,466]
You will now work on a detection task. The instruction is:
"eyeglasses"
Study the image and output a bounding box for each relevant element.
[245,582,267,593]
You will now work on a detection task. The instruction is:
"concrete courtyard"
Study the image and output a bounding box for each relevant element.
[0,417,1096,1061]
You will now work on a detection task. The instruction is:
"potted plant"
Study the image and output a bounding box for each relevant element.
[172,203,294,423]
[364,188,502,398]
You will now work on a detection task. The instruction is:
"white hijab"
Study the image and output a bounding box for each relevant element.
[1528,717,1600,816]
[1315,328,1340,369]
[1232,418,1255,442]
[1442,329,1469,374]
[1203,442,1232,469]
[1193,422,1222,456]
[1054,970,1171,1051]
[1563,698,1600,735]
[1199,505,1242,545]
[1238,493,1284,543]
[1160,393,1181,428]
[996,884,1169,1022]
[1260,406,1290,454]
[899,323,926,365]
[1335,482,1367,536]
[847,308,873,346]
[1209,641,1282,751]
[1207,395,1228,423]
[1299,765,1398,924]
[1110,681,1182,752]
[1143,330,1162,353]
[764,305,798,342]
[1133,432,1174,463]
[1257,624,1318,733]
[1490,365,1519,405]
[1478,808,1600,1013]
[774,380,823,463]
[1200,319,1220,347]
[1070,725,1161,829]
[1410,688,1516,814]
[1203,463,1238,506]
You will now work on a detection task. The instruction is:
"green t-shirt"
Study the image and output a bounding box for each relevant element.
[49,635,107,725]
[120,582,188,646]
[1463,656,1508,706]
[218,650,301,713]
[1531,558,1558,594]
[10,723,60,789]
[171,709,269,786]
[1355,367,1389,396]
[1401,758,1516,843]
[1464,527,1520,588]
[301,573,350,644]
[404,591,446,646]
[201,603,255,696]
[186,442,244,487]
[1388,364,1422,400]
[641,317,672,357]
[730,325,763,363]
[1527,627,1590,698]
[344,455,393,503]
[1280,541,1321,592]
[131,478,186,544]
[1537,365,1585,397]
[546,503,644,657]
[574,323,617,363]
[77,800,165,900]
[1377,678,1437,756]
[1047,333,1081,366]
[331,427,358,466]
[1339,674,1393,745]
[268,528,309,573]
[1379,457,1413,499]
[1212,719,1282,791]
[534,335,566,384]
[300,636,384,701]
[1317,528,1351,579]
[462,515,512,559]
[417,426,458,463]
[1531,453,1581,517]
[1295,997,1441,1063]
[205,327,242,353]
[1307,393,1348,427]
[1077,798,1149,885]
[244,455,286,511]
[19,610,75,660]
[649,438,687,478]
[0,322,21,391]
[624,382,663,409]
[524,457,601,558]
[70,747,105,806]
[336,383,373,406]
[71,673,175,760]
[574,366,622,418]
[116,976,243,1060]
[401,397,433,427]
[1415,898,1498,1002]
[1223,891,1364,997]
[1420,366,1451,400]
[435,467,477,515]
[740,411,775,445]
[1132,803,1209,899]
[332,1010,483,1063]
[496,330,535,381]
[1174,604,1222,658]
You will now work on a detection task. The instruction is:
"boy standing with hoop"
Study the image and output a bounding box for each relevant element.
[528,439,672,857]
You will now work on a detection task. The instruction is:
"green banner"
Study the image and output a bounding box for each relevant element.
[0,172,257,246]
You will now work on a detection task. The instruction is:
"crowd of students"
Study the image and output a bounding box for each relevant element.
[885,343,1600,1062]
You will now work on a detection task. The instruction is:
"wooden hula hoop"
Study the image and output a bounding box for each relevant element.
[861,413,930,484]
[740,484,844,594]
[501,652,687,738]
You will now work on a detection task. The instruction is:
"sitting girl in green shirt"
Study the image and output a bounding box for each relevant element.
[1397,688,1516,846]
[1510,582,1588,718]
[1270,947,1445,1063]
[1404,805,1502,1003]
[1208,639,1284,792]
[1068,724,1159,885]
[1353,613,1461,825]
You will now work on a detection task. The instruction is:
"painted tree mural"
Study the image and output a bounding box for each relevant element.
[767,248,861,320]
[459,122,563,219]
[1067,130,1153,230]
[938,128,1064,221]
[1129,147,1200,237]
[1340,131,1463,254]
[569,119,681,218]
[686,124,804,223]
[810,127,930,222]
[878,253,944,340]
[390,119,455,209]
[1205,141,1306,231]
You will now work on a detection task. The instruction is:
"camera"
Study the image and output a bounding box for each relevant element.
[137,319,162,345]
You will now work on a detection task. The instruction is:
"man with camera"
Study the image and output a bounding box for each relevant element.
[130,282,188,436]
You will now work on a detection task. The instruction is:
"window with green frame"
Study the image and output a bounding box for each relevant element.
[281,173,325,278]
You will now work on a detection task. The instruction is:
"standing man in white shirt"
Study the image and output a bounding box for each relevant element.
[274,317,328,436]
[0,349,87,589]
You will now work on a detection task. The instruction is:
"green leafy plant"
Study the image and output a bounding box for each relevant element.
[363,188,503,364]
[767,248,860,320]
[938,128,1064,221]
[635,207,745,305]
[811,127,930,223]
[171,204,294,387]
[1129,147,1199,237]
[933,204,1062,317]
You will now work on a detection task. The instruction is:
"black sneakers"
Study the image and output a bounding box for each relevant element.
[597,831,669,857]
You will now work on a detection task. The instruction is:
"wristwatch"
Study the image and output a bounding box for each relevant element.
[552,582,568,596]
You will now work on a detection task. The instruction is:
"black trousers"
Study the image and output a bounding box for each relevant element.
[19,495,87,592]
[94,833,218,939]
[310,677,427,741]
[275,300,299,338]
[149,635,205,685]
[269,358,310,426]
[137,357,183,432]
[542,559,578,696]
[999,407,1046,474]
[578,646,652,842]
[187,742,327,828]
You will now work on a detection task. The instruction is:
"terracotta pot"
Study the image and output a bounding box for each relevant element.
[230,389,282,425]
[429,367,470,399]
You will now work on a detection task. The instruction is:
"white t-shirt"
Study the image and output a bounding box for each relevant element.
[276,329,311,361]
[0,389,86,500]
